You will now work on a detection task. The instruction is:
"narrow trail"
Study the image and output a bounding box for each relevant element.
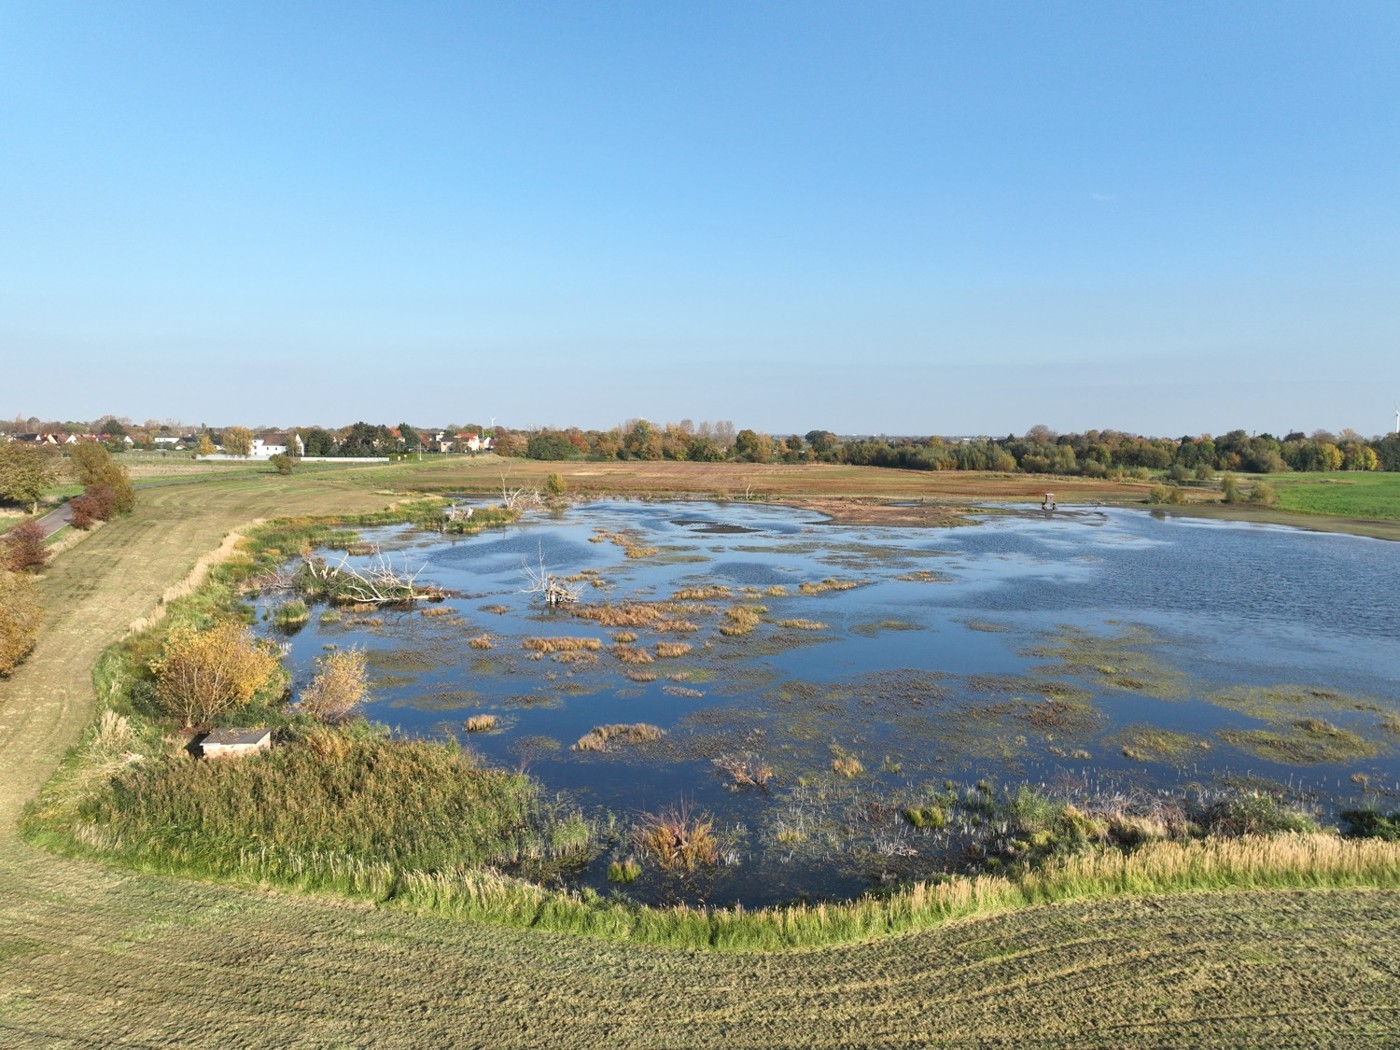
[2,467,1397,1047]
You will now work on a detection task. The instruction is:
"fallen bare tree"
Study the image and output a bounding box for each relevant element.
[499,470,542,511]
[296,546,442,605]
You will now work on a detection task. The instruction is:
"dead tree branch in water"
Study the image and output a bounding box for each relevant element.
[520,545,580,606]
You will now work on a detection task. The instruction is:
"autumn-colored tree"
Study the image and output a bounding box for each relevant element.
[196,433,217,457]
[149,622,282,727]
[0,569,42,676]
[221,426,254,457]
[2,520,49,573]
[298,647,368,724]
[67,442,134,515]
[0,443,60,513]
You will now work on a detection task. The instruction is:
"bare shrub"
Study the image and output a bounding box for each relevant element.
[299,647,369,724]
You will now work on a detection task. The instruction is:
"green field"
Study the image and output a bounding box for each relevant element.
[3,461,1400,1046]
[1273,471,1400,520]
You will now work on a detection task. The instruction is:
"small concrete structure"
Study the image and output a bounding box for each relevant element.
[1041,492,1057,511]
[200,727,272,759]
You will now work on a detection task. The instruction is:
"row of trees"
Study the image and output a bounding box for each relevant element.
[0,444,137,680]
[511,421,1400,474]
[9,413,1400,474]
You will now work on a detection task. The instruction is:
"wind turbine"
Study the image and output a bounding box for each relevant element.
[1394,404,1399,435]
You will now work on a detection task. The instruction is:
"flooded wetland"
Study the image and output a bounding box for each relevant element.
[262,500,1400,907]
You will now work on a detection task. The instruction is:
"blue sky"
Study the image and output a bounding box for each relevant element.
[2,1,1397,436]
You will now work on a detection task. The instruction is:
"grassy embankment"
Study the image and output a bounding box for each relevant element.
[3,460,1400,1045]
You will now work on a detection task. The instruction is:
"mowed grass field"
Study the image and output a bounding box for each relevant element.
[3,460,1399,1047]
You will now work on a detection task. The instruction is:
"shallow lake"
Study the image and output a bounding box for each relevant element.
[259,500,1400,907]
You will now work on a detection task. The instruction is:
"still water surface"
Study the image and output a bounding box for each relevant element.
[261,501,1400,905]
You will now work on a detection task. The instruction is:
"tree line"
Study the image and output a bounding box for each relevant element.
[512,421,1400,475]
[7,414,1399,473]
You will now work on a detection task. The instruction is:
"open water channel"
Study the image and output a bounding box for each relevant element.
[258,500,1400,906]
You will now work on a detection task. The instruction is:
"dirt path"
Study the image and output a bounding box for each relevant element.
[2,466,1398,1047]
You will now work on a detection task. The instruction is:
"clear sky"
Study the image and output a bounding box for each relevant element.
[3,1,1397,437]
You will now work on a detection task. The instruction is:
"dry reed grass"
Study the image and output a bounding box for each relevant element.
[714,753,773,789]
[777,619,827,631]
[468,635,494,650]
[661,685,703,698]
[719,605,766,637]
[831,753,864,778]
[654,642,692,659]
[613,645,654,665]
[522,637,603,653]
[464,714,498,733]
[572,723,666,752]
[672,586,733,601]
[799,578,864,595]
[632,803,720,872]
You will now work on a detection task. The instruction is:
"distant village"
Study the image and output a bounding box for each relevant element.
[1,420,496,459]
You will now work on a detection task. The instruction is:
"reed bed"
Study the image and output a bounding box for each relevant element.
[655,618,701,633]
[572,723,666,752]
[661,685,703,698]
[612,645,654,665]
[799,578,865,595]
[654,642,692,659]
[719,605,766,637]
[464,714,499,733]
[522,637,603,654]
[57,735,575,877]
[573,603,668,628]
[777,619,827,631]
[672,585,733,601]
[592,529,659,559]
[392,832,1400,952]
[467,635,494,650]
[553,650,599,666]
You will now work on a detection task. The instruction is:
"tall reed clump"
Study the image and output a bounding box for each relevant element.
[272,599,310,626]
[55,734,585,887]
[632,803,721,873]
